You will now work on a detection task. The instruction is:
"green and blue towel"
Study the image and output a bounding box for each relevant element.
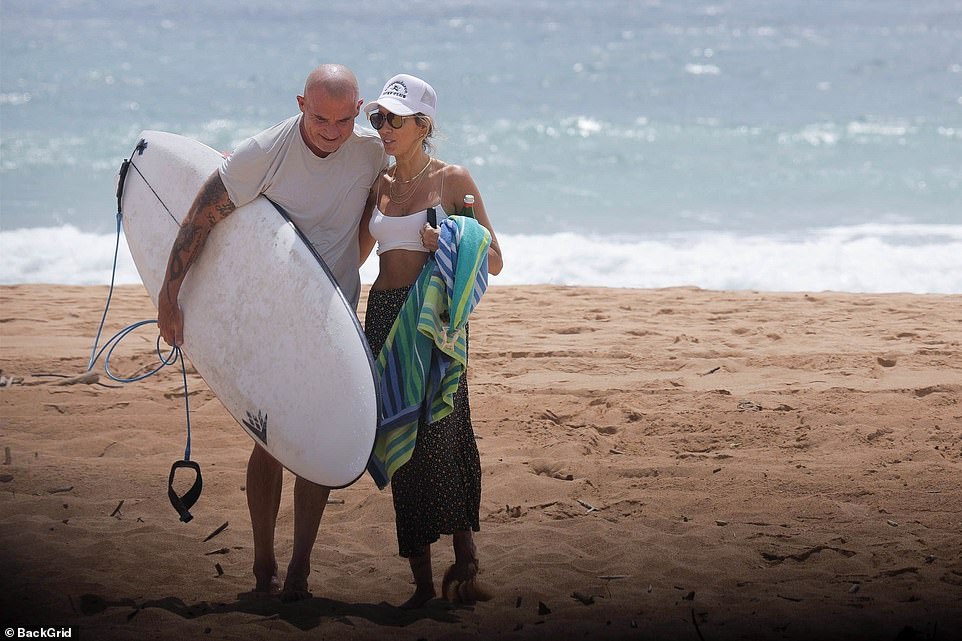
[368,215,492,489]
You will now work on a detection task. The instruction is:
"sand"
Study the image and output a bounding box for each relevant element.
[1,283,960,640]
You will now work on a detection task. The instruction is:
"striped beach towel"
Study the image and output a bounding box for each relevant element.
[367,216,492,489]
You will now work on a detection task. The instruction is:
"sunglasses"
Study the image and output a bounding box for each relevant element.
[369,111,414,130]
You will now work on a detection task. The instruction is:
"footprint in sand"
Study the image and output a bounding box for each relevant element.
[593,425,619,435]
[554,327,591,335]
[529,460,574,481]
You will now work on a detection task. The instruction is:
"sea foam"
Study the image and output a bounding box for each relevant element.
[4,224,959,294]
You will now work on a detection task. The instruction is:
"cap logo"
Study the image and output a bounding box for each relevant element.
[383,81,408,99]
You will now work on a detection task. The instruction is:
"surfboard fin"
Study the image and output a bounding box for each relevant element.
[168,460,203,523]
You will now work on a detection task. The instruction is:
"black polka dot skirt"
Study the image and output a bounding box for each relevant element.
[364,286,482,558]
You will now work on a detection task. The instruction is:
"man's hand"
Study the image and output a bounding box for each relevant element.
[157,291,184,347]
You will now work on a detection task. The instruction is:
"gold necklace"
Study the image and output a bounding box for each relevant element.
[389,157,433,205]
[391,156,432,183]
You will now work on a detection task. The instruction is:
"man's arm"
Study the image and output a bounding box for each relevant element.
[157,170,236,346]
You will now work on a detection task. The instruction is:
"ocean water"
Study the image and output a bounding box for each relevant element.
[2,0,961,292]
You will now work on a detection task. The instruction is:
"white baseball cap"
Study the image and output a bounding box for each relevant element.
[364,74,437,119]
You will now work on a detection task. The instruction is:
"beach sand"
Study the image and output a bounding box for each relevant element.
[1,283,960,640]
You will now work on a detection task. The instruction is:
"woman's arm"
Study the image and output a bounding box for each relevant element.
[358,185,378,265]
[446,165,503,275]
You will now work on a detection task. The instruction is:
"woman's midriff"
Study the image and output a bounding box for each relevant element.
[371,250,431,291]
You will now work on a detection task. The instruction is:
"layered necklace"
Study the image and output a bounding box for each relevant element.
[388,156,433,206]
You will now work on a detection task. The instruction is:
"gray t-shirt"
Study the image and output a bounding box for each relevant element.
[219,115,387,307]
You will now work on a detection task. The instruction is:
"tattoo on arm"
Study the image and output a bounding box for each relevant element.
[196,174,236,224]
[163,173,236,301]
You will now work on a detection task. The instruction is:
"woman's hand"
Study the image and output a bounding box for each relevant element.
[420,223,440,252]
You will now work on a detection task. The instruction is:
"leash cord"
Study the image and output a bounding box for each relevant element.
[88,318,193,462]
[84,140,201,522]
[85,147,193,463]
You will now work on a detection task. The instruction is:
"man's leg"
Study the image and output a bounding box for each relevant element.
[281,476,330,601]
[246,444,283,593]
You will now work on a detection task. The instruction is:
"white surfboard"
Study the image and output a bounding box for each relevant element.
[119,130,378,488]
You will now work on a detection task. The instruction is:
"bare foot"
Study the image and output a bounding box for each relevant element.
[253,559,280,592]
[237,575,280,601]
[442,562,493,604]
[281,569,312,603]
[398,586,437,610]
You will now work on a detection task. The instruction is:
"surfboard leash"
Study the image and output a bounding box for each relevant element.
[84,137,145,373]
[85,138,203,523]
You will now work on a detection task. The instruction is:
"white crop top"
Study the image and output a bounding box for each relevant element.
[369,206,449,255]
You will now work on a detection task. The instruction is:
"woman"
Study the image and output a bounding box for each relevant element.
[359,73,503,609]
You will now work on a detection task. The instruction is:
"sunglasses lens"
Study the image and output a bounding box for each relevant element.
[370,111,408,130]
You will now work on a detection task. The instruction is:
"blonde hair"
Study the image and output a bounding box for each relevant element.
[415,115,437,154]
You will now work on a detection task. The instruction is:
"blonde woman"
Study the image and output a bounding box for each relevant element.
[359,74,503,609]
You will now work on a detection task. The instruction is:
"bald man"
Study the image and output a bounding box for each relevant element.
[158,64,387,601]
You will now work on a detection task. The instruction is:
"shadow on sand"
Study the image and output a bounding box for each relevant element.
[77,592,462,631]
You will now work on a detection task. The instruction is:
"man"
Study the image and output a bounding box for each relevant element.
[157,64,387,601]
